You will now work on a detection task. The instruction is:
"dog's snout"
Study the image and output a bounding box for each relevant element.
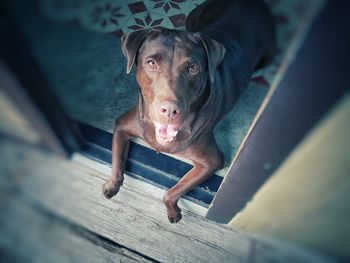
[159,101,180,121]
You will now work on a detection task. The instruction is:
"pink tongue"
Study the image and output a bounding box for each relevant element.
[154,122,179,138]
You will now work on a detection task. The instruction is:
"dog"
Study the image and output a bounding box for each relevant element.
[102,0,275,223]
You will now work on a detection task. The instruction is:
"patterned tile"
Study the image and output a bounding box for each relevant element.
[40,0,208,33]
[125,12,163,31]
[81,2,130,33]
[153,1,180,12]
[149,0,189,16]
[128,1,147,14]
[40,0,325,89]
[168,13,186,28]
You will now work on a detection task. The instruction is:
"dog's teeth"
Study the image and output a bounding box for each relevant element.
[160,136,175,143]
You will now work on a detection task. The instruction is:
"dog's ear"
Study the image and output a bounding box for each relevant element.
[194,33,226,83]
[121,29,151,74]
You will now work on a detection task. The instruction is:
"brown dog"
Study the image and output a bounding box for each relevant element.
[102,0,275,223]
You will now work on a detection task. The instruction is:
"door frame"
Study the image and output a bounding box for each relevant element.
[0,5,82,157]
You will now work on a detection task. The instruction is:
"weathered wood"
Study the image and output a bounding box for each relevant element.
[0,138,332,263]
[0,191,152,262]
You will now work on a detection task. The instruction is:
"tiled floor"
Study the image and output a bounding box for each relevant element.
[8,0,325,171]
[41,0,205,34]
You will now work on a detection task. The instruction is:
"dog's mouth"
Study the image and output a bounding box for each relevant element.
[154,121,180,145]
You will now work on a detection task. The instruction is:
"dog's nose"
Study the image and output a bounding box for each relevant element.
[159,101,180,121]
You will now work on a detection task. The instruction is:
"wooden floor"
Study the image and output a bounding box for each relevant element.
[0,137,332,263]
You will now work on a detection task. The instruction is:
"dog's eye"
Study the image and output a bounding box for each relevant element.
[188,64,199,75]
[146,59,158,70]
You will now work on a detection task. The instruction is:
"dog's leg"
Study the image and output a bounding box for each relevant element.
[163,133,224,223]
[102,106,141,199]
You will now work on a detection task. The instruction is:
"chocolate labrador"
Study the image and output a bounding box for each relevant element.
[102,0,275,223]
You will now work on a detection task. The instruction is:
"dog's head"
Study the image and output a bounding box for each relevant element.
[121,28,225,146]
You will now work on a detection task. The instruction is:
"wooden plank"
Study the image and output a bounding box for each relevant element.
[0,138,332,263]
[0,191,152,262]
[78,122,223,206]
[73,153,208,217]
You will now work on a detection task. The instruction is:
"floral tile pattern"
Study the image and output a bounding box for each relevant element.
[41,0,205,32]
[80,1,130,33]
[124,11,168,32]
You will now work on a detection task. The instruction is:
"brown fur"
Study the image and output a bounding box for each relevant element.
[102,0,275,223]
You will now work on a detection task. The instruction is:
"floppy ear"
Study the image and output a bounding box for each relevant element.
[194,33,226,83]
[121,29,151,74]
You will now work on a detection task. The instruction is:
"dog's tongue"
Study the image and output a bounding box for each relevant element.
[154,122,179,144]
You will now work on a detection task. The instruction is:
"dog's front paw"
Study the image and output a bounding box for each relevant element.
[102,179,122,199]
[167,207,182,224]
[163,193,182,223]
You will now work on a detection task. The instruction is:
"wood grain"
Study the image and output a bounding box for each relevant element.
[0,192,152,262]
[0,138,332,263]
